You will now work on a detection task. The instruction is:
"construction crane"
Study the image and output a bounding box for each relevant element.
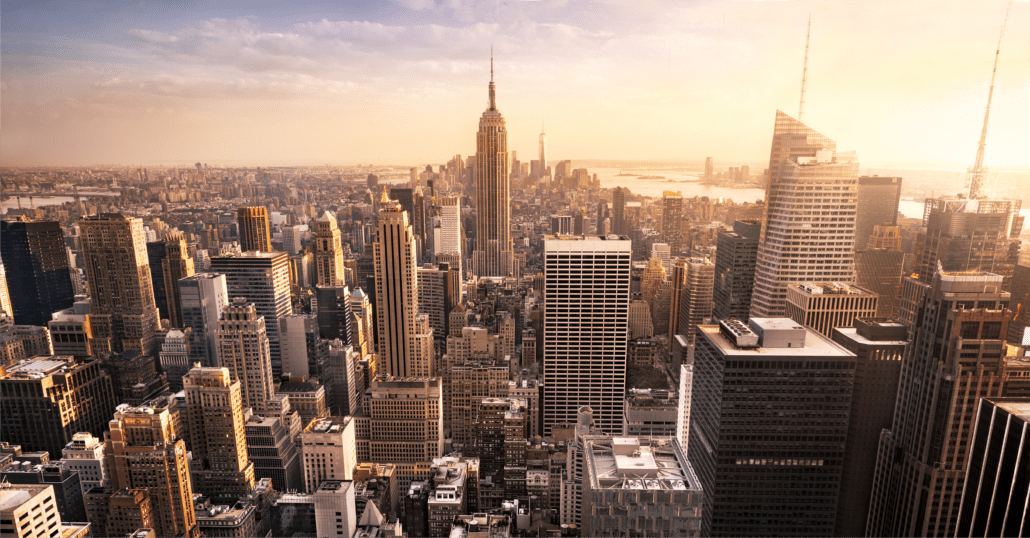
[968,1,1012,200]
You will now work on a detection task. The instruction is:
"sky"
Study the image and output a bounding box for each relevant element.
[2,0,1028,168]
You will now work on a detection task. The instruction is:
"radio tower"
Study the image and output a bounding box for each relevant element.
[968,2,1011,199]
[798,15,811,123]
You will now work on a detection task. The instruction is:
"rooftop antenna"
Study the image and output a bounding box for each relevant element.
[798,15,811,123]
[968,1,1011,200]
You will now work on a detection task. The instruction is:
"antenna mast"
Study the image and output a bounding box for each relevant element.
[968,1,1011,199]
[799,15,811,123]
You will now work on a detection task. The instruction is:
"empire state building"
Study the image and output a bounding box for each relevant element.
[472,58,513,277]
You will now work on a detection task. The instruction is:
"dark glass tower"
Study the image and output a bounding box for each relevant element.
[1,218,75,326]
[712,219,761,321]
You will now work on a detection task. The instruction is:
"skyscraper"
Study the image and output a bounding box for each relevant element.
[0,262,11,320]
[660,192,683,254]
[784,282,878,339]
[1,218,75,326]
[866,267,1012,537]
[216,299,276,413]
[538,124,547,179]
[712,220,761,321]
[179,273,229,367]
[676,258,715,347]
[159,328,191,392]
[472,58,513,278]
[183,366,256,499]
[162,231,195,328]
[856,224,907,318]
[210,251,293,374]
[855,176,902,250]
[543,235,631,435]
[434,196,462,261]
[611,187,627,236]
[315,211,346,287]
[79,213,161,355]
[374,193,434,378]
[237,206,272,253]
[751,111,858,318]
[106,402,198,538]
[689,318,856,536]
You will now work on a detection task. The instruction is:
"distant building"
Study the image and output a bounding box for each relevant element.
[784,282,878,338]
[178,273,229,367]
[0,218,75,327]
[622,389,677,437]
[237,206,272,253]
[855,176,902,250]
[712,220,760,321]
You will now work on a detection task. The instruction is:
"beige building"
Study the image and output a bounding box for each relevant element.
[785,282,878,338]
[315,211,346,287]
[677,258,715,346]
[355,376,443,465]
[300,417,357,493]
[183,367,255,499]
[629,299,655,340]
[106,402,198,537]
[374,194,435,378]
[216,300,276,413]
[78,213,161,355]
[0,483,90,538]
[314,480,357,538]
[60,432,108,495]
[447,361,510,447]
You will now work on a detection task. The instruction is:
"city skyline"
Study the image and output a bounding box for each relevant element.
[3,0,1029,167]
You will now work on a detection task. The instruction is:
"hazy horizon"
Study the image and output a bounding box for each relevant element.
[3,0,1028,168]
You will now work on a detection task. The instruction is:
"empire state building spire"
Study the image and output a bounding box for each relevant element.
[473,51,513,278]
[488,48,496,111]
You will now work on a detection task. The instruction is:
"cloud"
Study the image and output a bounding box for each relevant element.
[393,0,438,9]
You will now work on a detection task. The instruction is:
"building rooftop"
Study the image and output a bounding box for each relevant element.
[584,437,700,492]
[700,323,854,357]
[791,282,875,296]
[2,356,81,380]
[985,398,1030,422]
[304,416,352,434]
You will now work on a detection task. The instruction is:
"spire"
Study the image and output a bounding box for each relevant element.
[799,15,811,123]
[969,1,1012,200]
[488,47,497,111]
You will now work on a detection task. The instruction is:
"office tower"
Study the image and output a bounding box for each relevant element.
[349,288,375,357]
[667,260,687,350]
[956,398,1030,537]
[784,282,878,338]
[281,225,303,255]
[543,235,631,435]
[472,60,513,278]
[550,215,572,236]
[434,196,462,259]
[676,258,715,347]
[0,356,115,459]
[677,364,692,451]
[183,367,256,499]
[79,213,161,355]
[100,349,169,406]
[446,358,510,447]
[178,273,228,367]
[855,176,902,250]
[300,417,356,492]
[580,436,703,538]
[48,300,92,357]
[612,187,627,235]
[313,480,357,538]
[1,219,75,326]
[277,379,328,427]
[641,257,667,308]
[245,413,304,493]
[280,313,330,382]
[162,231,195,328]
[538,125,547,178]
[751,112,858,318]
[237,206,272,253]
[856,225,907,318]
[912,197,1023,288]
[0,262,11,320]
[470,397,526,508]
[689,318,856,536]
[0,484,89,538]
[356,375,444,464]
[210,251,292,374]
[1008,262,1030,344]
[106,402,197,538]
[628,299,654,339]
[328,343,362,417]
[216,299,275,413]
[159,328,191,392]
[416,264,448,343]
[660,192,683,253]
[315,285,353,344]
[83,487,152,538]
[830,318,907,537]
[704,157,714,182]
[651,242,672,272]
[374,194,434,378]
[622,388,677,437]
[867,268,1011,537]
[315,211,346,287]
[61,433,108,495]
[712,219,761,321]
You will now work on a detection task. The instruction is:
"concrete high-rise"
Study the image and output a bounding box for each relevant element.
[660,192,683,254]
[107,402,198,538]
[612,187,627,235]
[162,231,195,328]
[315,211,346,287]
[472,60,513,278]
[178,273,229,367]
[79,213,162,355]
[866,268,1012,537]
[784,282,878,339]
[712,220,761,321]
[1,218,75,326]
[855,176,902,250]
[912,197,1023,288]
[237,206,272,253]
[374,194,434,378]
[300,417,356,492]
[183,366,256,499]
[433,196,462,262]
[689,318,856,537]
[210,251,293,375]
[676,258,715,347]
[751,112,858,318]
[830,318,907,537]
[543,235,631,435]
[216,299,276,413]
[0,355,115,459]
[355,375,444,465]
[159,328,191,392]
